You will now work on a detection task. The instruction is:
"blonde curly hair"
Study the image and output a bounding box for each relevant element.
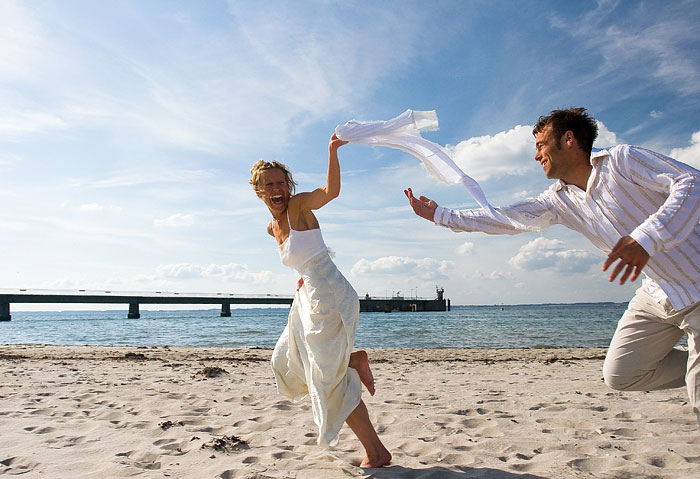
[249,159,297,196]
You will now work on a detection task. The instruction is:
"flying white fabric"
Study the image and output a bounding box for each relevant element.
[335,109,534,231]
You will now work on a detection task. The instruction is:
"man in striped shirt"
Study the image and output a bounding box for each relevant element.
[405,107,700,425]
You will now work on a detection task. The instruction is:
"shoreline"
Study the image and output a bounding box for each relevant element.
[1,345,697,478]
[0,344,609,361]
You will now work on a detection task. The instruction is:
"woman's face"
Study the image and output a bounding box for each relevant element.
[257,168,290,214]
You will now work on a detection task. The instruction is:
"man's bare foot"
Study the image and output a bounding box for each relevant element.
[349,350,375,396]
[360,449,392,468]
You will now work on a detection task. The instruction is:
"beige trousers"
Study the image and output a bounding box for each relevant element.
[603,283,700,425]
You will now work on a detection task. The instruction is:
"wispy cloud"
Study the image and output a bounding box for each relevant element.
[555,0,700,97]
[66,168,217,189]
[1,1,430,158]
[0,153,21,169]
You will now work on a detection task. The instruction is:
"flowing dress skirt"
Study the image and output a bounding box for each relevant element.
[271,251,362,448]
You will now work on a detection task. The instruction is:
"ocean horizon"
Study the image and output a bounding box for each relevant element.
[2,302,632,349]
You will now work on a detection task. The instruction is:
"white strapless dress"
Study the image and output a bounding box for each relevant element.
[271,215,361,448]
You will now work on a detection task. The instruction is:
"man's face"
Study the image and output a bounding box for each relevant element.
[534,125,565,180]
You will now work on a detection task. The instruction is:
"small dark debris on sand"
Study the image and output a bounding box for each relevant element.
[193,366,229,379]
[201,434,249,453]
[124,352,147,360]
[159,420,184,430]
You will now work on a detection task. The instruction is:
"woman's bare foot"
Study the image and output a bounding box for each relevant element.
[345,400,391,468]
[349,350,375,396]
[360,448,392,468]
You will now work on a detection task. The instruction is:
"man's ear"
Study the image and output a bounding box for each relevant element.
[563,130,576,148]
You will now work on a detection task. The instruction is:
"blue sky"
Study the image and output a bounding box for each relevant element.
[2,0,700,310]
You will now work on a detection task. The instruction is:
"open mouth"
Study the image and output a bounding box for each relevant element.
[271,195,285,206]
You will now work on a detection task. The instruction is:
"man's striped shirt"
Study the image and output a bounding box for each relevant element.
[434,144,700,311]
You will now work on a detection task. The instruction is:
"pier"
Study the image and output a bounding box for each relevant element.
[0,289,294,321]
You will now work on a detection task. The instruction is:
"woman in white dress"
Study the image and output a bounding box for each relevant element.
[249,133,391,468]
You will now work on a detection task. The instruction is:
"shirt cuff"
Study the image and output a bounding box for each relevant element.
[433,206,446,225]
[629,228,658,257]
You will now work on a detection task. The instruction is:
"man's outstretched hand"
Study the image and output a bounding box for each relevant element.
[404,188,438,222]
[602,236,650,285]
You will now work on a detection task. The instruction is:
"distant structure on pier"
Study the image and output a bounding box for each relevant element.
[360,287,449,313]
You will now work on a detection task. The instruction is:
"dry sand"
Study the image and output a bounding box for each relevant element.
[1,345,698,478]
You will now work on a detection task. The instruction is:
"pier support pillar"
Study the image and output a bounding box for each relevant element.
[128,303,140,319]
[1,302,10,321]
[221,303,231,317]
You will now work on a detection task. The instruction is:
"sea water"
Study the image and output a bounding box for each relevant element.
[1,303,630,349]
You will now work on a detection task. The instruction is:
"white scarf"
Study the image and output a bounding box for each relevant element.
[335,109,532,230]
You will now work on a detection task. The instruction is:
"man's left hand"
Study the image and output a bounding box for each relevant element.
[602,236,650,285]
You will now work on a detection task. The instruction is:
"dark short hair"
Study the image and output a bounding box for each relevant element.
[533,107,598,154]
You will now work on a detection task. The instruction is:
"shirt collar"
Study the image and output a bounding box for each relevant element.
[551,147,609,193]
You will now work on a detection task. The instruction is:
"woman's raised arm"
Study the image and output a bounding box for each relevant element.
[295,133,347,211]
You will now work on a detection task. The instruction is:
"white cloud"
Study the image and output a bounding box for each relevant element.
[508,237,600,273]
[468,270,512,281]
[156,263,273,284]
[670,130,700,170]
[594,121,620,148]
[351,256,453,280]
[456,242,475,255]
[154,213,194,228]
[447,125,535,181]
[79,203,105,213]
[485,271,510,280]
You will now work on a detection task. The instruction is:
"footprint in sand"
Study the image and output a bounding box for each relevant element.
[1,456,41,473]
[115,450,162,471]
[622,452,689,468]
[271,450,297,460]
[25,426,56,434]
[568,456,628,473]
[460,418,490,428]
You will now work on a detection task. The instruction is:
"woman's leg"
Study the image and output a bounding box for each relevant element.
[345,400,391,468]
[347,350,389,466]
[349,350,375,396]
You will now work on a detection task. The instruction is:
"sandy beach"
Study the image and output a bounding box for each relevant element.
[1,345,698,478]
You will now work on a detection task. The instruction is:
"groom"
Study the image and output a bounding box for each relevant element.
[405,107,700,425]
